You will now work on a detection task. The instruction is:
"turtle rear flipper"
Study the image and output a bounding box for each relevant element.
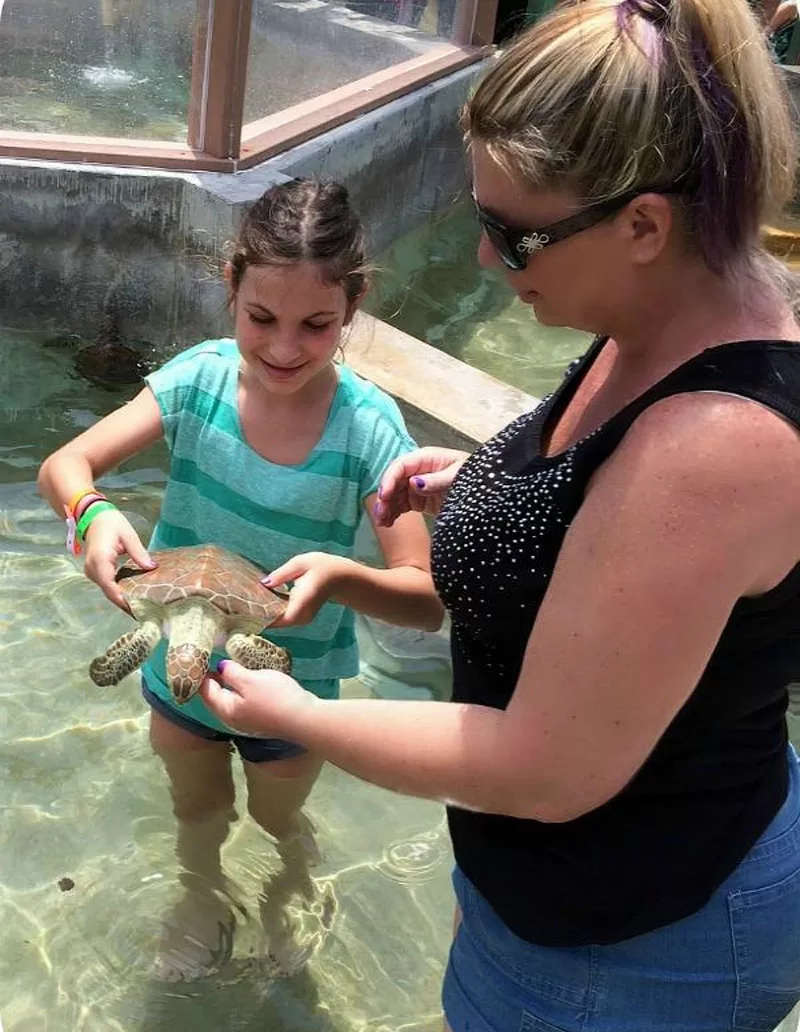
[227,633,292,675]
[89,620,161,686]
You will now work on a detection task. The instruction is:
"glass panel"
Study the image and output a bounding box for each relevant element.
[0,0,202,140]
[244,0,458,125]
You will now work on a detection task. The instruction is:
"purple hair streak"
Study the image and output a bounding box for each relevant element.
[688,31,753,272]
[616,0,670,30]
[616,0,753,272]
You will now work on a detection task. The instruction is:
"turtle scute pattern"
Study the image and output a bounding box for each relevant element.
[228,633,292,674]
[89,628,156,686]
[168,643,213,703]
[117,544,288,623]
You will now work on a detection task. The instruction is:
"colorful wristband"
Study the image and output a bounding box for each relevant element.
[64,504,81,556]
[64,490,109,556]
[76,501,118,544]
[67,488,103,515]
[73,492,107,523]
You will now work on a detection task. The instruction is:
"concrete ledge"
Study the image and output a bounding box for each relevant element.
[347,311,538,448]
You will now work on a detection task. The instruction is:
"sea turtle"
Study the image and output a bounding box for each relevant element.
[89,544,292,703]
[44,313,153,389]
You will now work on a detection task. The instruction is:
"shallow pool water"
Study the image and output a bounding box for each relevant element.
[368,201,591,400]
[0,329,452,1031]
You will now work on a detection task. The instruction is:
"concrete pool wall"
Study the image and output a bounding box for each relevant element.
[0,60,483,347]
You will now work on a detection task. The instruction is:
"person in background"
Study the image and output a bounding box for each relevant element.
[766,0,799,60]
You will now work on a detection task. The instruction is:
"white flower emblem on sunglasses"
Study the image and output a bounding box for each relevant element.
[517,232,551,255]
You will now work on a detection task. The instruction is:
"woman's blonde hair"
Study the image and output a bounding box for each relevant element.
[463,0,797,273]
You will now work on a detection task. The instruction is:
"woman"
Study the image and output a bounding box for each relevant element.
[200,0,800,1028]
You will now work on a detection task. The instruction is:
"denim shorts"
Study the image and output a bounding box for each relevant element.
[142,680,308,764]
[443,747,800,1032]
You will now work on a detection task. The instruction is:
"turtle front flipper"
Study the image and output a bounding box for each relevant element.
[165,599,224,704]
[89,620,161,686]
[226,634,292,675]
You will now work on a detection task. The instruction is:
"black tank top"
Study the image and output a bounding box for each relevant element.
[432,338,800,946]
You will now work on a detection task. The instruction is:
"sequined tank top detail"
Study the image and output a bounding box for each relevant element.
[433,338,800,946]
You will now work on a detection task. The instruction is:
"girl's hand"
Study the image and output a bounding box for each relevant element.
[374,447,470,527]
[262,552,350,626]
[82,508,157,612]
[200,661,313,737]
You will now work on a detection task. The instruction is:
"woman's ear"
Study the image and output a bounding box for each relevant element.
[626,193,674,266]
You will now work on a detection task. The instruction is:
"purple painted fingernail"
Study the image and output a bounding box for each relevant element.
[216,660,229,674]
[413,477,426,490]
[378,485,384,500]
[261,575,273,586]
[373,501,383,517]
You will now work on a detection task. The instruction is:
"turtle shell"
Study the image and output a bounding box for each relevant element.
[74,341,148,386]
[116,544,289,626]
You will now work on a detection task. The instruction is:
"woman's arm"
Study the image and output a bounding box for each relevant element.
[767,0,797,32]
[204,393,800,819]
[374,446,470,526]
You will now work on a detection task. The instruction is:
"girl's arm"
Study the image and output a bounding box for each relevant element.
[203,393,800,820]
[266,500,444,632]
[334,498,444,630]
[38,387,164,605]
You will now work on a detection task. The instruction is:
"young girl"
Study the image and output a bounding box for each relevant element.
[37,179,443,981]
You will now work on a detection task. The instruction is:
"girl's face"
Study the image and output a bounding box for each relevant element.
[232,262,354,397]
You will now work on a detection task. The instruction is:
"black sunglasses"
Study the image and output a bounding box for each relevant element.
[472,186,677,271]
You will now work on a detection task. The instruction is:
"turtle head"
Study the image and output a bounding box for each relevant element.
[165,643,210,703]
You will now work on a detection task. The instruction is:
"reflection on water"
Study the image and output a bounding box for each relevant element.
[369,201,592,400]
[0,329,452,1030]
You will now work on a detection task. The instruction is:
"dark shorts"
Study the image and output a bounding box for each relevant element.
[142,680,307,764]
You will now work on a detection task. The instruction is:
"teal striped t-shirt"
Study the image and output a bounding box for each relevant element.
[140,338,416,731]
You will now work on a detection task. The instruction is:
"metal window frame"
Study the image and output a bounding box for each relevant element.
[0,0,497,172]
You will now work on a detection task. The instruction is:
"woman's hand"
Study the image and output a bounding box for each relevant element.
[200,661,314,737]
[262,552,350,626]
[82,508,157,611]
[374,447,470,527]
